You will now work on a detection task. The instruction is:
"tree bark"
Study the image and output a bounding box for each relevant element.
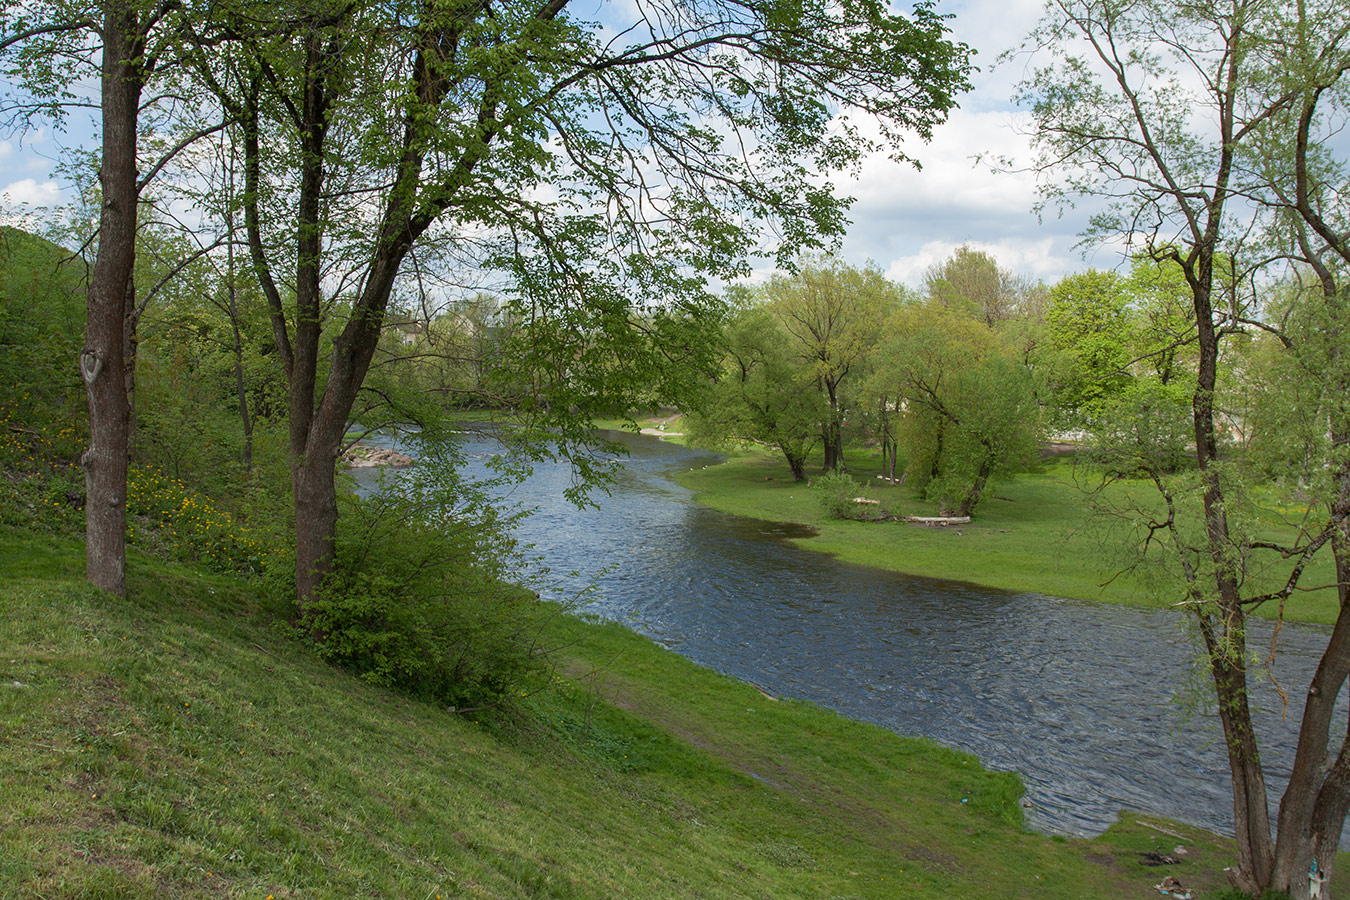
[822,378,844,472]
[292,441,340,608]
[1204,623,1275,893]
[954,454,993,518]
[82,0,144,598]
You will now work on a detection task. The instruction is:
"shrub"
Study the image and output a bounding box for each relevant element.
[812,469,874,521]
[305,433,549,710]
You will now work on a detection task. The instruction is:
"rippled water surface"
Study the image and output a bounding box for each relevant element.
[356,428,1343,840]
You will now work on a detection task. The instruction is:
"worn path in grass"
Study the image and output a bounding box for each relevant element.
[556,616,1256,899]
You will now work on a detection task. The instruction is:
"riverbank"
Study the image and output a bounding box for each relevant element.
[2,528,1278,899]
[664,440,1342,626]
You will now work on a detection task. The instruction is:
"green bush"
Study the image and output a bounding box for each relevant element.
[305,434,549,709]
[0,226,87,438]
[812,469,874,520]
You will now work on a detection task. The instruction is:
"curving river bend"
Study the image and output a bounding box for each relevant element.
[356,428,1344,841]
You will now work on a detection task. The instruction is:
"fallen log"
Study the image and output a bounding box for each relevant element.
[901,515,971,526]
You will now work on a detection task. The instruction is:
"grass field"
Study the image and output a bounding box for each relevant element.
[660,436,1341,626]
[0,525,1298,899]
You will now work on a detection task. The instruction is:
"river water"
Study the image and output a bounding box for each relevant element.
[354,428,1343,841]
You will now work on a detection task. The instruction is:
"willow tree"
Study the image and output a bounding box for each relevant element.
[875,302,1040,516]
[765,258,900,472]
[924,244,1022,328]
[190,0,971,609]
[1014,0,1350,893]
[691,297,826,482]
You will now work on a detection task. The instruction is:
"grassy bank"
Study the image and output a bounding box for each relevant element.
[0,527,1281,899]
[663,439,1341,625]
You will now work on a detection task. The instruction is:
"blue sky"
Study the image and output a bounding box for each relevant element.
[0,0,1103,289]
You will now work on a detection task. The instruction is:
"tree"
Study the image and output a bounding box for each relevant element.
[690,298,825,482]
[1238,5,1350,886]
[924,244,1022,328]
[180,0,970,611]
[1014,0,1350,893]
[133,224,281,486]
[1125,255,1196,388]
[1042,268,1133,423]
[765,258,899,472]
[876,303,1041,516]
[3,0,221,597]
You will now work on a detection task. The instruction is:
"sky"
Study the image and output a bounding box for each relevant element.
[826,0,1101,289]
[0,0,1108,291]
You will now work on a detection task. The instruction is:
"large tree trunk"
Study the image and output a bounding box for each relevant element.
[781,445,807,482]
[1204,624,1275,893]
[1270,457,1350,898]
[953,453,993,518]
[82,0,143,597]
[1190,270,1277,893]
[292,443,340,612]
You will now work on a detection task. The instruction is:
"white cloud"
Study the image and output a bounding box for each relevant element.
[822,105,1089,287]
[2,177,65,208]
[812,0,1110,289]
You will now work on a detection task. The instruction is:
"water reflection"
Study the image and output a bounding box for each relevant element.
[353,428,1341,840]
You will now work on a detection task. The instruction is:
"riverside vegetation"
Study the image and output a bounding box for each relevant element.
[7,0,1350,889]
[2,499,1307,899]
[666,437,1344,627]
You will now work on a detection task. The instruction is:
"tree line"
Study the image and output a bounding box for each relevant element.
[691,248,1201,520]
[0,0,972,607]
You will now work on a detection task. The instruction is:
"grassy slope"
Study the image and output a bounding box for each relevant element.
[668,441,1341,625]
[0,529,1288,899]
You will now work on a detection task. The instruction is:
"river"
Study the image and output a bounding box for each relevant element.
[353,427,1344,841]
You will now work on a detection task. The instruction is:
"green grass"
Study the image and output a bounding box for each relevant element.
[666,439,1341,625]
[0,525,1303,899]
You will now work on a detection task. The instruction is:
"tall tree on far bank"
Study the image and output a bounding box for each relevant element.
[195,0,972,611]
[1014,0,1350,893]
[1041,268,1133,424]
[875,302,1040,516]
[690,298,825,482]
[766,259,898,472]
[925,245,1022,328]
